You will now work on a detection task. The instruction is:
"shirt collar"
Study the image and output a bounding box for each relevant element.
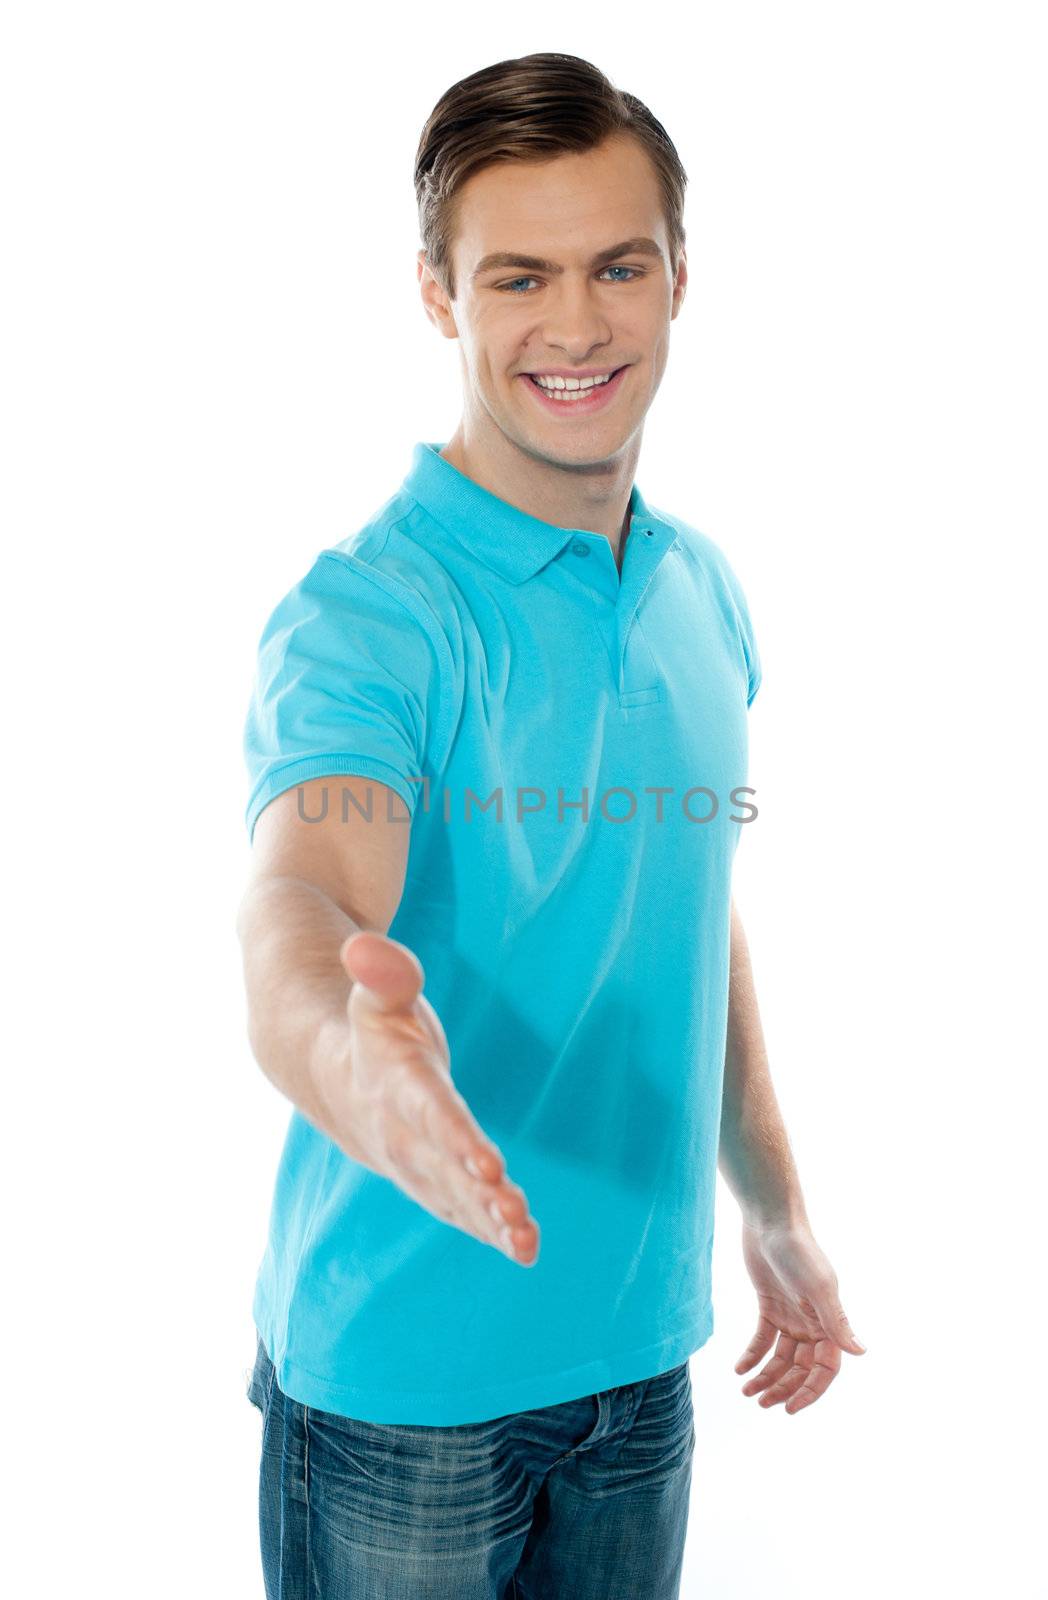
[402,440,674,586]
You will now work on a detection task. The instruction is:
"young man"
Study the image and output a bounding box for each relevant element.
[238,52,865,1600]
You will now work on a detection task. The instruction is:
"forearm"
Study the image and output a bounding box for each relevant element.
[718,899,810,1230]
[236,873,365,1156]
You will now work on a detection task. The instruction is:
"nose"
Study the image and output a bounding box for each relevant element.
[538,277,614,361]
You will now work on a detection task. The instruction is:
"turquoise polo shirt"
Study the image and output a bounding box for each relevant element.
[243,440,762,1425]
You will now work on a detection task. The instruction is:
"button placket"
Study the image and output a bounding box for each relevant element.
[611,528,675,703]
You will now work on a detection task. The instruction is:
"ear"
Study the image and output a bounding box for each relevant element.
[418,250,460,340]
[670,245,688,321]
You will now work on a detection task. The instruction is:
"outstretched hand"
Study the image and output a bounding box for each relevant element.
[734,1220,866,1414]
[331,929,541,1266]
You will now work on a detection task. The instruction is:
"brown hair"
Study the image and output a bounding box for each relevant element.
[414,53,688,301]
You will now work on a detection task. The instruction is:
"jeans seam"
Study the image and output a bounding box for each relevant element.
[304,1406,322,1600]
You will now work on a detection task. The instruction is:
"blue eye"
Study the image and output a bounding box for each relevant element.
[496,266,641,294]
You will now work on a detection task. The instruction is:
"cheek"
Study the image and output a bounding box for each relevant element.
[464,323,517,377]
[464,298,513,339]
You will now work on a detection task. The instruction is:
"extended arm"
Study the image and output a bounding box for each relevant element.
[237,775,538,1264]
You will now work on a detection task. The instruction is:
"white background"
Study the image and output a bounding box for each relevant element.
[3,3,1045,1596]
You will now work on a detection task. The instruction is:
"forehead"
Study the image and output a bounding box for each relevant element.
[452,135,666,259]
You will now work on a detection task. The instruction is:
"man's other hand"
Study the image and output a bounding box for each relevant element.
[733,1220,866,1413]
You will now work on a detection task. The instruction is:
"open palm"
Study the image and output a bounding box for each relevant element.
[734,1221,866,1414]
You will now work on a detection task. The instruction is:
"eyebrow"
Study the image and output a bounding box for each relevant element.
[471,237,664,280]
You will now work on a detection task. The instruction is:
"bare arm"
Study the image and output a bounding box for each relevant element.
[719,896,866,1410]
[236,775,408,1157]
[236,774,540,1264]
[717,897,809,1229]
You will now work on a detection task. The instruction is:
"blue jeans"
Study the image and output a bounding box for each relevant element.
[246,1334,695,1598]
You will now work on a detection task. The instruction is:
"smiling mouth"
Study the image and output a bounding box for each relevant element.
[521,365,630,404]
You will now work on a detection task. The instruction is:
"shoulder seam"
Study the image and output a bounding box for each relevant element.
[316,539,456,774]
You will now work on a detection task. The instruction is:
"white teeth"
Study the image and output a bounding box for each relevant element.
[530,370,617,400]
[532,371,614,392]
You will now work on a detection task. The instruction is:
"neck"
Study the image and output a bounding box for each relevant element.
[440,418,640,567]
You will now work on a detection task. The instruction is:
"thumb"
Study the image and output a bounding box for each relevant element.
[814,1292,866,1355]
[341,930,425,1015]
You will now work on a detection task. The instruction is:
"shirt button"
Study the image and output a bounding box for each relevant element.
[570,539,590,558]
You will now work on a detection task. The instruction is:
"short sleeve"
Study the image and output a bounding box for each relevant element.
[743,615,762,708]
[243,550,443,843]
[719,551,763,708]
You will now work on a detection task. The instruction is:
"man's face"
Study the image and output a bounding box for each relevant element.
[419,133,687,468]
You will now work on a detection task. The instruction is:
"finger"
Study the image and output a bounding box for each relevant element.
[448,1154,540,1264]
[809,1286,866,1354]
[484,1183,541,1265]
[758,1341,814,1407]
[384,1117,492,1240]
[405,1127,540,1264]
[463,1147,505,1189]
[784,1358,838,1413]
[741,1336,797,1396]
[769,1338,840,1411]
[378,1076,538,1258]
[385,1080,491,1213]
[392,1061,506,1189]
[760,1364,810,1407]
[735,1316,777,1374]
[383,1063,533,1253]
[417,1134,529,1249]
[342,930,425,1014]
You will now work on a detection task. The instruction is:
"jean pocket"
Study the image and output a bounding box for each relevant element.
[648,1359,691,1395]
[640,1359,694,1438]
